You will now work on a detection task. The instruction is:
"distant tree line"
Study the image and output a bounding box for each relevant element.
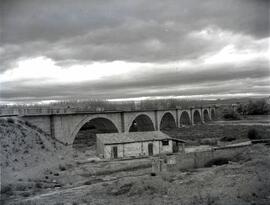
[0,98,217,111]
[1,97,269,114]
[221,98,270,120]
[237,98,270,115]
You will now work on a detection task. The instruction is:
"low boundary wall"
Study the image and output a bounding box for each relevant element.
[171,144,250,171]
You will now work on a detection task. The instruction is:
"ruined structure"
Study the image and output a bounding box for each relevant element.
[96,131,178,159]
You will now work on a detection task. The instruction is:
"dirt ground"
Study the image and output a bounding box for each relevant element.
[3,145,270,205]
[1,116,270,205]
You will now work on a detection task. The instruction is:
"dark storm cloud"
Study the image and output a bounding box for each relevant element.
[2,0,269,43]
[0,0,269,102]
[1,0,269,64]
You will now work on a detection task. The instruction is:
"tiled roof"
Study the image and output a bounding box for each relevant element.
[97,131,172,145]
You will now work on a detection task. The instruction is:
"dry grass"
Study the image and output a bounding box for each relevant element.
[164,123,270,143]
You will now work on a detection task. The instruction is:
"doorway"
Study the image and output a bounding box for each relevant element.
[173,141,179,153]
[112,146,118,159]
[148,143,153,156]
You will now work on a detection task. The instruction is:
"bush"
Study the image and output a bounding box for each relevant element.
[1,184,13,195]
[223,111,241,120]
[200,138,218,145]
[7,118,15,124]
[16,183,27,191]
[111,183,133,195]
[220,136,236,142]
[24,121,33,127]
[248,128,261,140]
[160,172,175,183]
[246,99,270,115]
[53,202,65,205]
[59,164,66,171]
[21,192,30,197]
[35,182,42,189]
[205,157,229,167]
[128,177,170,196]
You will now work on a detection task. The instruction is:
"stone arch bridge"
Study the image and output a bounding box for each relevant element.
[2,106,216,145]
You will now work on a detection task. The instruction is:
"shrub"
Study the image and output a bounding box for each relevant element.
[21,192,30,197]
[35,182,42,189]
[1,184,13,195]
[7,118,15,124]
[16,183,27,191]
[111,183,133,195]
[220,136,236,142]
[200,138,218,145]
[246,99,270,115]
[223,111,241,120]
[248,128,261,140]
[83,178,103,185]
[59,164,66,171]
[24,121,33,127]
[161,172,175,183]
[205,157,229,167]
[128,177,170,196]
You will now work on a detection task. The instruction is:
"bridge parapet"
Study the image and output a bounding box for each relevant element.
[0,107,72,116]
[0,105,217,118]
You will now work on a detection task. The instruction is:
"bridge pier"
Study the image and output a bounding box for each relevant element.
[208,107,212,121]
[120,112,125,133]
[154,110,159,131]
[176,109,179,128]
[50,115,55,139]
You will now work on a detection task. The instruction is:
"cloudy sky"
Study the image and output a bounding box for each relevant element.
[0,0,269,104]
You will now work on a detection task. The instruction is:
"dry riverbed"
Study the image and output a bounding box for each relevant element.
[1,116,270,204]
[4,144,270,205]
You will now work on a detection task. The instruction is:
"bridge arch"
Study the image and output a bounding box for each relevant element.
[193,110,202,124]
[128,113,155,132]
[160,112,177,130]
[203,109,211,122]
[180,111,191,126]
[70,116,120,148]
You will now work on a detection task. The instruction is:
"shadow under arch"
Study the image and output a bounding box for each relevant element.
[193,110,202,124]
[211,109,216,120]
[160,112,176,131]
[73,117,119,149]
[203,110,210,122]
[180,111,191,126]
[129,114,155,132]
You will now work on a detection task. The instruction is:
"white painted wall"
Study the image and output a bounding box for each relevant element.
[142,141,158,155]
[160,140,173,153]
[123,143,142,157]
[104,144,124,159]
[102,140,173,159]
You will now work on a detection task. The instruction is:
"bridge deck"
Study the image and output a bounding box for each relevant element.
[0,106,216,117]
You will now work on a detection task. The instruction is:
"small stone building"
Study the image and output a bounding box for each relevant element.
[96,131,184,159]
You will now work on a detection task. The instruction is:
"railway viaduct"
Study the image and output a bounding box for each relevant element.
[0,106,216,145]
